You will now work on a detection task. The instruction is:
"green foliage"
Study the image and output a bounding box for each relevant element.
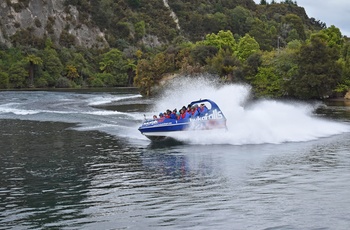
[134,21,146,39]
[87,76,105,87]
[319,25,343,49]
[283,14,306,40]
[25,54,43,86]
[190,45,218,66]
[134,52,172,95]
[207,49,242,82]
[0,72,9,89]
[288,33,342,98]
[227,6,252,36]
[41,47,64,86]
[248,18,273,51]
[1,1,349,99]
[8,61,27,88]
[55,76,72,88]
[201,30,237,51]
[59,30,77,47]
[99,48,129,86]
[253,66,282,97]
[34,77,49,88]
[235,34,260,61]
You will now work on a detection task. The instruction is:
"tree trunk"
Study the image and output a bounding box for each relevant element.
[29,62,34,87]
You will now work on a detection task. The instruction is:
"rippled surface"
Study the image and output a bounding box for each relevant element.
[1,90,350,229]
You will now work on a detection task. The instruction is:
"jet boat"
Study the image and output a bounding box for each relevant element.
[138,99,227,141]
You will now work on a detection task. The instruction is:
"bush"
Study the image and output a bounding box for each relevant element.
[55,76,72,88]
[0,72,9,89]
[87,76,105,87]
[34,77,48,88]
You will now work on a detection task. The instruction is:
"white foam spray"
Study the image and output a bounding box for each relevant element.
[152,76,350,145]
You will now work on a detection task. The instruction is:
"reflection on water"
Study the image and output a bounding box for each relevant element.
[316,100,350,121]
[0,120,129,229]
[1,119,350,229]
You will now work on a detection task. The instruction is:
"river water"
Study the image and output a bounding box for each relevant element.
[1,81,350,230]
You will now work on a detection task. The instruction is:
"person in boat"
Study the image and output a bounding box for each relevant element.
[181,108,190,120]
[199,103,208,116]
[191,104,199,118]
[187,104,192,113]
[176,111,180,120]
[165,109,171,118]
[186,105,192,117]
[158,113,165,122]
[170,109,177,119]
[153,115,157,120]
[179,108,185,120]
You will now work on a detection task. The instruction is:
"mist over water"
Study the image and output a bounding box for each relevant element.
[150,77,349,145]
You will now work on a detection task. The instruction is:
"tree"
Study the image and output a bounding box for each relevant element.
[41,41,64,86]
[227,6,252,36]
[0,72,9,89]
[8,61,27,88]
[320,25,343,49]
[207,49,242,82]
[235,34,260,61]
[126,58,136,86]
[248,18,273,51]
[201,30,237,52]
[99,48,129,86]
[65,65,79,80]
[253,66,282,97]
[335,40,350,93]
[283,14,306,41]
[290,33,341,98]
[190,45,218,66]
[134,52,171,96]
[25,54,43,87]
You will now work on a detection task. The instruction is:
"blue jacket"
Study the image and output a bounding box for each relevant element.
[191,109,199,118]
[199,106,208,116]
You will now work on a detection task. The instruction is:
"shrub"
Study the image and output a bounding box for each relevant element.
[55,76,71,88]
[0,72,9,89]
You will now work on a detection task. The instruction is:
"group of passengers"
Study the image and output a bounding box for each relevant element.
[153,103,208,122]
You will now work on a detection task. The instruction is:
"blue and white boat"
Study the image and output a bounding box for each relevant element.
[138,99,227,141]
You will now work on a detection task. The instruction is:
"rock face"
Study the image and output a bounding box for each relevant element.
[0,0,108,48]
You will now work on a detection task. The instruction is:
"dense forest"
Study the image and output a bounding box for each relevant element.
[0,0,349,99]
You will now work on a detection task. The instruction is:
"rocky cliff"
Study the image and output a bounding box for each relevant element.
[0,0,108,48]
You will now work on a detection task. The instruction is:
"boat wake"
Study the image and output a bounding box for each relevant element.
[146,77,350,145]
[0,81,349,146]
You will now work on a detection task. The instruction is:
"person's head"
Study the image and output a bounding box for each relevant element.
[180,109,184,114]
[153,115,157,119]
[159,113,164,117]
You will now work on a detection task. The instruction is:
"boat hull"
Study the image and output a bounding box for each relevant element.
[138,99,227,141]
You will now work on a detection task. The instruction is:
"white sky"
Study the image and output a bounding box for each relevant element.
[252,0,350,36]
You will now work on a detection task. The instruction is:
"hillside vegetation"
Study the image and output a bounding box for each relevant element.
[0,0,349,99]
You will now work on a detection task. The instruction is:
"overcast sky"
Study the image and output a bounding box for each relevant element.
[252,0,350,36]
